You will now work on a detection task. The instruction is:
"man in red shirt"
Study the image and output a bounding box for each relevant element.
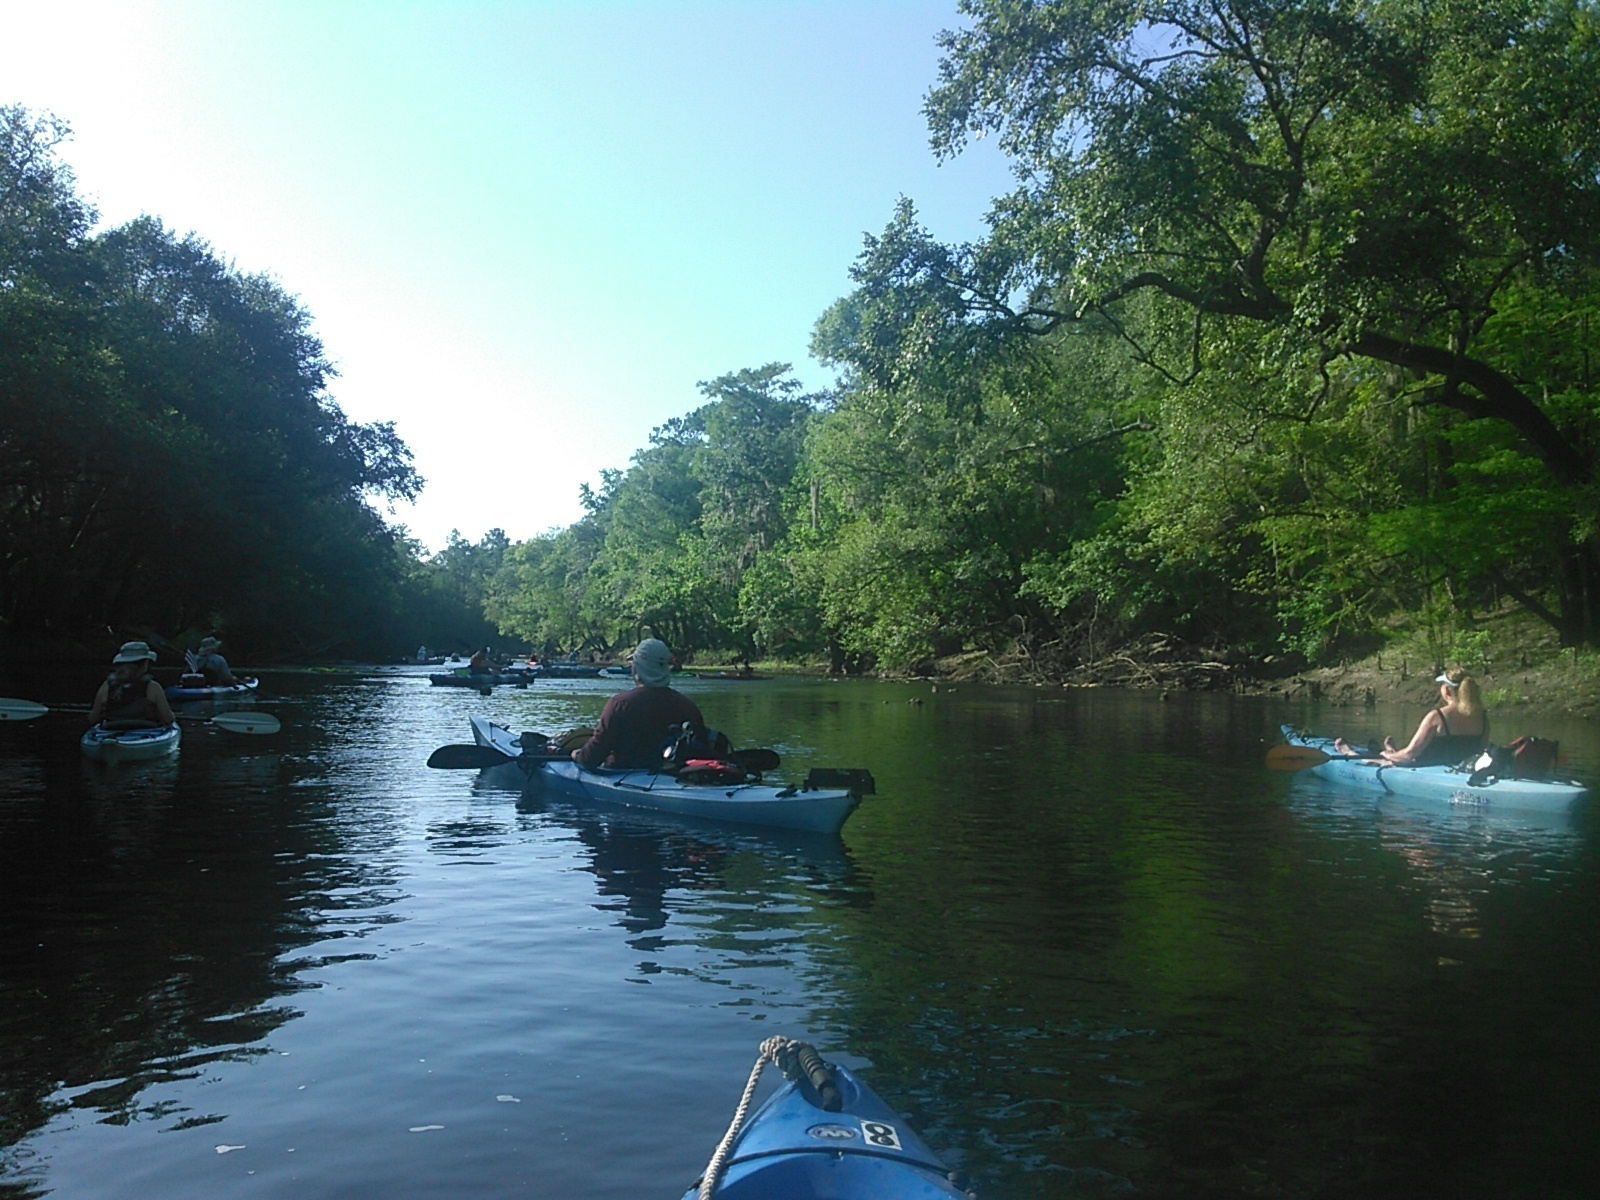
[572,639,703,769]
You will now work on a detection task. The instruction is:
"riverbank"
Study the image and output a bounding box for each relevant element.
[903,610,1600,719]
[13,611,1600,719]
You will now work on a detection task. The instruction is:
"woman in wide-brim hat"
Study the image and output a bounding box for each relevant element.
[87,641,176,728]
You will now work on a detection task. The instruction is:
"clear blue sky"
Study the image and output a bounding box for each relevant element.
[1,1,1012,552]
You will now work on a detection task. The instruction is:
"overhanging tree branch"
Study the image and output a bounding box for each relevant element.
[1349,330,1590,486]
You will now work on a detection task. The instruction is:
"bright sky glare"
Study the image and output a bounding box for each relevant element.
[1,1,1013,553]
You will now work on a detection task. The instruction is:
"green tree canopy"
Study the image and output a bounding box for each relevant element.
[2,105,430,659]
[919,0,1600,643]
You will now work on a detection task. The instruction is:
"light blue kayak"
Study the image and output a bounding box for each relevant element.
[81,723,181,764]
[682,1040,973,1199]
[469,717,864,833]
[1280,725,1588,812]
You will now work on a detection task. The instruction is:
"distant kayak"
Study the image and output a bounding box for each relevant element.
[529,662,603,679]
[1279,725,1588,812]
[682,1037,973,1199]
[81,723,181,763]
[165,677,259,701]
[428,671,534,688]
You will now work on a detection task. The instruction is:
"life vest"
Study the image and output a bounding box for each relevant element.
[103,672,161,724]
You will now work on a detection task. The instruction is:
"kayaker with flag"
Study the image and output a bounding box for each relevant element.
[192,636,240,687]
[571,638,704,769]
[87,641,176,729]
[1335,667,1488,766]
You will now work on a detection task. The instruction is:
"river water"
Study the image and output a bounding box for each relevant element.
[1,667,1596,1199]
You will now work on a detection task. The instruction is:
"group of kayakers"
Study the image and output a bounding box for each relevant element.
[82,626,1491,777]
[488,641,1495,774]
[1334,667,1487,765]
[85,635,241,729]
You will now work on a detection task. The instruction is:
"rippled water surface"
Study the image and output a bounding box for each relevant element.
[2,668,1597,1199]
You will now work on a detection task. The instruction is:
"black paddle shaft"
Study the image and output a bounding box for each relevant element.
[426,744,570,770]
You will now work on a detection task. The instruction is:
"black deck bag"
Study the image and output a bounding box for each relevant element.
[1464,745,1515,786]
[661,721,733,772]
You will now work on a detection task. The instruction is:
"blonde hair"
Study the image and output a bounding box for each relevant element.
[1441,667,1483,716]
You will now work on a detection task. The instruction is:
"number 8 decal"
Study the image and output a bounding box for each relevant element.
[861,1120,902,1150]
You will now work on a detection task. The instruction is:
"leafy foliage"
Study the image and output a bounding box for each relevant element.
[487,0,1600,669]
[0,105,478,661]
[20,4,1582,672]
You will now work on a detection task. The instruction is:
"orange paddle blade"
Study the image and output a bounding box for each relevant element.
[1265,744,1331,771]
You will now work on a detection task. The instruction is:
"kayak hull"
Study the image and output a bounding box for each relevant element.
[428,672,534,688]
[165,677,258,701]
[469,716,861,833]
[81,723,181,763]
[1281,725,1588,812]
[682,1060,969,1200]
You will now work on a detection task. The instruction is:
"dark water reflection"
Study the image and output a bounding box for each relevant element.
[1,669,1597,1198]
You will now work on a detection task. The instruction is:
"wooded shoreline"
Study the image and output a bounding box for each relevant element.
[8,3,1600,686]
[15,624,1594,726]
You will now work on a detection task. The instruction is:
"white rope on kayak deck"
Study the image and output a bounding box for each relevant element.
[696,1035,801,1200]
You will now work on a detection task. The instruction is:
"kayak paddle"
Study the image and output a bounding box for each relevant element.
[181,711,281,734]
[1265,744,1333,770]
[0,698,278,734]
[428,744,517,769]
[426,743,566,769]
[0,698,50,722]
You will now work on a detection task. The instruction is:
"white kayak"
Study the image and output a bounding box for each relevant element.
[468,716,864,833]
[81,723,181,763]
[1280,725,1588,812]
[165,677,259,701]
